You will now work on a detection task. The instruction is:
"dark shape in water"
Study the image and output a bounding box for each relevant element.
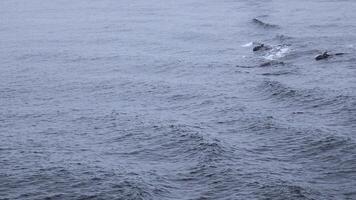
[315,51,346,61]
[274,34,293,42]
[259,61,285,67]
[252,18,279,28]
[315,52,331,60]
[253,44,272,52]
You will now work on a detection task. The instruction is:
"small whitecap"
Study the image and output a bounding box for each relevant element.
[241,42,253,47]
[264,54,275,60]
[276,47,289,57]
[347,44,355,49]
[264,46,290,60]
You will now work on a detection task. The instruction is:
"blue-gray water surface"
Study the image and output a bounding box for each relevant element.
[1,0,356,199]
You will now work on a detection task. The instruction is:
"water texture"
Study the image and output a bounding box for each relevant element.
[1,0,355,199]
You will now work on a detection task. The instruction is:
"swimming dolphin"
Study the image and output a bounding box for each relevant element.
[253,43,272,52]
[315,51,331,60]
[315,51,346,61]
[252,18,279,29]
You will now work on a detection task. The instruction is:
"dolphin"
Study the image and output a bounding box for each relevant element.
[315,51,346,61]
[315,51,331,60]
[253,43,272,52]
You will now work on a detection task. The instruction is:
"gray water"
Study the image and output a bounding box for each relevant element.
[1,0,356,199]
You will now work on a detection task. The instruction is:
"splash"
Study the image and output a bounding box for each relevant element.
[241,42,254,47]
[264,46,290,60]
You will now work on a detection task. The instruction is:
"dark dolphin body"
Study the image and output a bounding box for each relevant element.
[252,18,279,28]
[315,52,331,60]
[315,51,346,61]
[253,44,272,52]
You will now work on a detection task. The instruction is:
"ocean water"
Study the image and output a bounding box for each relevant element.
[0,0,355,199]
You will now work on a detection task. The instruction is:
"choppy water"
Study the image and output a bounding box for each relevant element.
[1,0,356,199]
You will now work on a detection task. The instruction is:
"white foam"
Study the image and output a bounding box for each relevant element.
[241,42,253,47]
[347,44,355,49]
[264,46,289,60]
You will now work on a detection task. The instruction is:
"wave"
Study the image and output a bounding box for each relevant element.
[256,80,317,104]
[274,34,294,42]
[261,69,298,76]
[259,60,285,67]
[107,123,228,164]
[301,135,355,156]
[256,80,354,109]
[256,183,320,200]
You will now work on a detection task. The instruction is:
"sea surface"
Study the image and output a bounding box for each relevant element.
[1,0,356,199]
